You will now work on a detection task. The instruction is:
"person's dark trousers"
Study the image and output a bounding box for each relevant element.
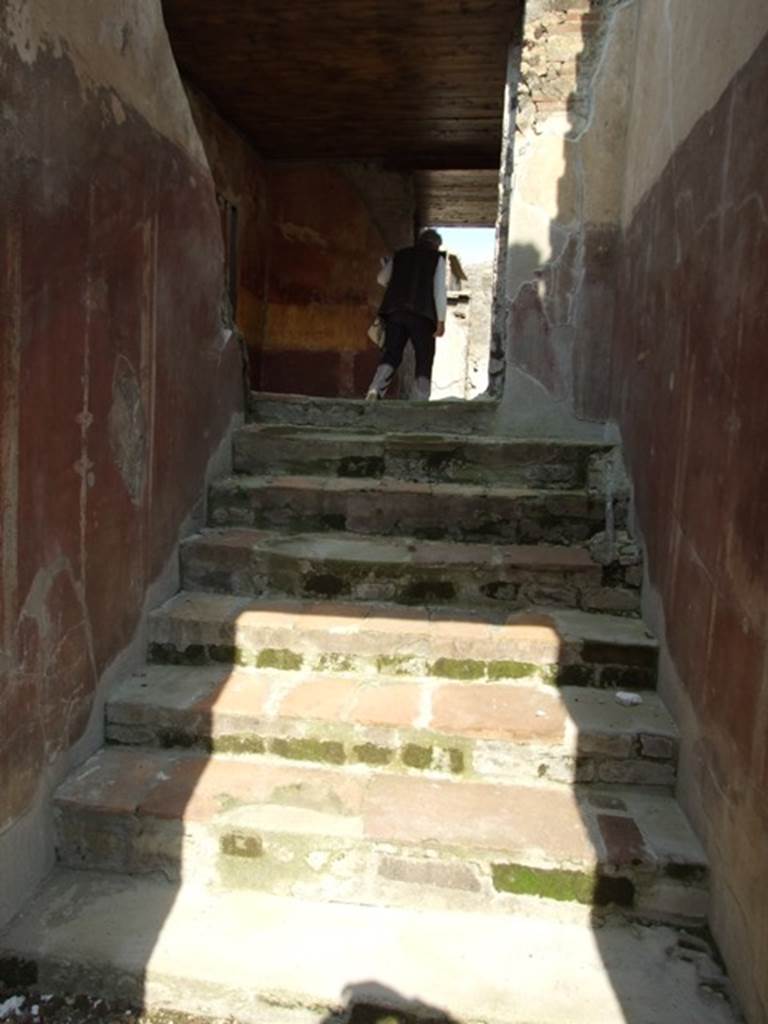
[368,311,436,398]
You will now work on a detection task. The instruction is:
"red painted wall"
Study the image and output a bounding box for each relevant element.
[614,32,768,1022]
[185,87,271,375]
[0,5,242,913]
[258,163,405,397]
[186,91,415,399]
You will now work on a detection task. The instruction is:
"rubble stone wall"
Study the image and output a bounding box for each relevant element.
[498,0,636,430]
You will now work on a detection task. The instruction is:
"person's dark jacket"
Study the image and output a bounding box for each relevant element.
[379,246,441,323]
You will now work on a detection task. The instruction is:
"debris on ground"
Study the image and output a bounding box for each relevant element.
[615,690,643,706]
[0,991,240,1024]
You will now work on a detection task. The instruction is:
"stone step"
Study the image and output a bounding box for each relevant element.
[233,423,613,490]
[249,390,500,435]
[106,665,679,787]
[208,474,609,545]
[179,528,639,614]
[53,748,708,924]
[0,870,737,1024]
[148,592,659,690]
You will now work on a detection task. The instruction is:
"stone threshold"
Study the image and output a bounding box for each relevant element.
[248,390,500,434]
[0,870,738,1024]
[233,423,612,489]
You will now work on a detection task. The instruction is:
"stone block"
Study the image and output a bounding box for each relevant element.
[378,856,482,892]
[639,734,678,761]
[431,684,566,741]
[597,814,649,867]
[582,588,642,615]
[278,679,352,721]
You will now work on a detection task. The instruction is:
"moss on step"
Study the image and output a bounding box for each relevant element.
[269,736,345,765]
[213,735,267,755]
[554,663,596,687]
[487,659,542,681]
[353,743,394,766]
[317,652,357,673]
[209,644,239,665]
[430,658,485,681]
[492,863,635,908]
[220,832,263,859]
[157,729,210,752]
[149,642,207,666]
[402,744,433,770]
[256,648,304,671]
[376,654,422,676]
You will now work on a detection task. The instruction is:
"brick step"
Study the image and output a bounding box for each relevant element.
[148,592,658,690]
[0,871,736,1024]
[106,665,678,787]
[179,528,639,614]
[233,423,614,490]
[209,474,610,545]
[249,390,500,435]
[54,748,708,924]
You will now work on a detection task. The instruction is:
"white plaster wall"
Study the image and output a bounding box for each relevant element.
[3,0,206,162]
[622,0,768,222]
[431,295,471,399]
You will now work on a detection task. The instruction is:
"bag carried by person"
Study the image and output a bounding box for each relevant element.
[367,316,385,349]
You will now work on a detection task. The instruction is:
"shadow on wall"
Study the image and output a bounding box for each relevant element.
[495,0,631,431]
[0,5,744,1024]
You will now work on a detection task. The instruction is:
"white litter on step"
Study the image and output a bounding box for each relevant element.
[615,691,643,707]
[0,996,26,1019]
[535,710,546,718]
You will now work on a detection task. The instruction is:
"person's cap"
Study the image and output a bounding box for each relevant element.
[418,227,443,247]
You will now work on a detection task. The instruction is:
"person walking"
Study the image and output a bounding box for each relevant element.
[366,228,447,400]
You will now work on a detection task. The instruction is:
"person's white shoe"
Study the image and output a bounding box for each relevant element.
[365,388,379,401]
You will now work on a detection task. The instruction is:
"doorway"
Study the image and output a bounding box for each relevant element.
[430,227,495,400]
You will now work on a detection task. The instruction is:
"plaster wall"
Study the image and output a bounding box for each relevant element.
[185,87,271,367]
[614,15,768,1023]
[498,1,636,433]
[259,162,414,397]
[465,262,493,399]
[621,0,768,224]
[0,0,242,925]
[186,88,416,399]
[431,262,492,401]
[431,292,472,400]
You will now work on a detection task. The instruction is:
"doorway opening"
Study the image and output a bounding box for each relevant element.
[430,227,496,400]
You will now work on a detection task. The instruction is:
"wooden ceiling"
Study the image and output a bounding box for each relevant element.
[416,169,500,226]
[163,0,521,178]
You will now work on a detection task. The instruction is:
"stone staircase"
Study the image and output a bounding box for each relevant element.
[1,395,731,1024]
